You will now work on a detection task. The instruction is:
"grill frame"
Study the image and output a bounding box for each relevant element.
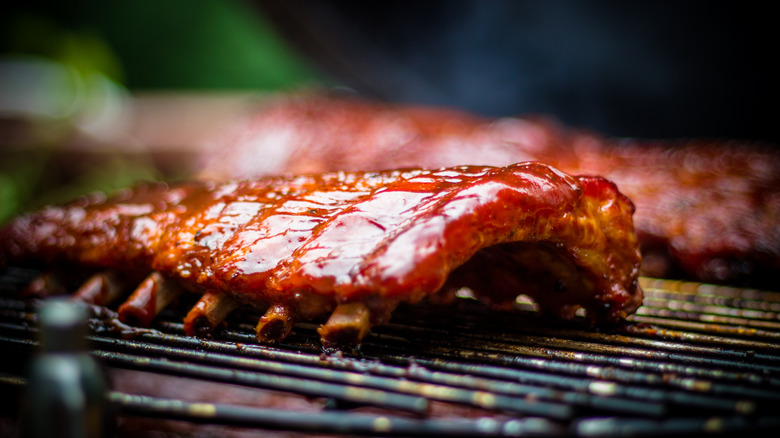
[2,272,780,436]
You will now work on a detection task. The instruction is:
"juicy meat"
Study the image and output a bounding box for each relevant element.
[200,94,780,287]
[1,162,642,346]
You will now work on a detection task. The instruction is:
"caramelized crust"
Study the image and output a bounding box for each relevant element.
[1,162,642,345]
[200,94,779,287]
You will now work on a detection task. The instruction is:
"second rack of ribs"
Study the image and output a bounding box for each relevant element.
[0,162,642,347]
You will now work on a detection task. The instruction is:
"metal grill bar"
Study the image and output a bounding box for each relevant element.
[384,301,780,360]
[370,345,760,415]
[5,366,561,436]
[2,275,780,436]
[148,326,669,417]
[92,338,574,419]
[1,326,430,416]
[639,278,780,302]
[621,323,780,354]
[108,392,564,437]
[627,314,780,341]
[157,319,776,414]
[0,374,566,436]
[0,309,623,420]
[574,416,780,436]
[638,297,780,323]
[641,292,780,313]
[374,321,780,374]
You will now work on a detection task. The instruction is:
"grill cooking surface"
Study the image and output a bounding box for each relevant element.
[2,270,780,436]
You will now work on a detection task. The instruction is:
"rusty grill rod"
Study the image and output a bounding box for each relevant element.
[638,296,780,325]
[368,343,761,415]
[2,296,776,417]
[102,330,660,418]
[374,319,780,375]
[1,309,580,420]
[150,319,764,416]
[148,315,773,416]
[0,333,430,416]
[0,311,620,420]
[140,325,668,417]
[573,416,780,436]
[363,337,760,414]
[640,290,780,313]
[90,335,575,419]
[343,324,779,403]
[0,374,565,437]
[390,299,780,357]
[3,274,780,436]
[109,391,562,437]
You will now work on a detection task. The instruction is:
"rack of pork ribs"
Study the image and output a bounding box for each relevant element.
[0,162,642,347]
[200,94,780,288]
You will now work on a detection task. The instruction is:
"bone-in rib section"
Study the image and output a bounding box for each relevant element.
[118,272,183,327]
[184,290,239,336]
[72,272,126,306]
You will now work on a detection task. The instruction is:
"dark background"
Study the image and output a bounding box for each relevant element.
[2,0,778,142]
[258,0,778,142]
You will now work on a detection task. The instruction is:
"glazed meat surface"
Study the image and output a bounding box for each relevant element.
[1,162,642,346]
[201,94,780,287]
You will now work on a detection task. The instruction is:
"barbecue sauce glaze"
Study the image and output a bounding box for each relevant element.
[1,162,642,345]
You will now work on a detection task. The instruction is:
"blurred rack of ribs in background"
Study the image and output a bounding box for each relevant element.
[196,93,780,290]
[1,90,778,292]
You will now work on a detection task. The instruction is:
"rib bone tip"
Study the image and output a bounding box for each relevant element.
[22,271,67,297]
[72,271,124,306]
[255,304,297,343]
[184,290,238,336]
[118,271,182,327]
[318,302,372,348]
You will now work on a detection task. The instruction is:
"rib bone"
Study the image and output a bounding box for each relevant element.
[255,304,297,343]
[22,271,67,297]
[72,272,125,306]
[183,290,238,336]
[318,302,373,348]
[118,272,182,326]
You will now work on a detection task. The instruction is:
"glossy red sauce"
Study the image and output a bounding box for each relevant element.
[1,162,642,323]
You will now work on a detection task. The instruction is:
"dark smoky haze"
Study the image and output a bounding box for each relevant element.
[0,0,777,222]
[258,0,777,143]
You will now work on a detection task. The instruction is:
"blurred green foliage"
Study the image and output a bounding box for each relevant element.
[0,149,165,223]
[1,0,321,90]
[1,0,324,223]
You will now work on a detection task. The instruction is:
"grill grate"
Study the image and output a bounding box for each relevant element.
[2,272,780,436]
